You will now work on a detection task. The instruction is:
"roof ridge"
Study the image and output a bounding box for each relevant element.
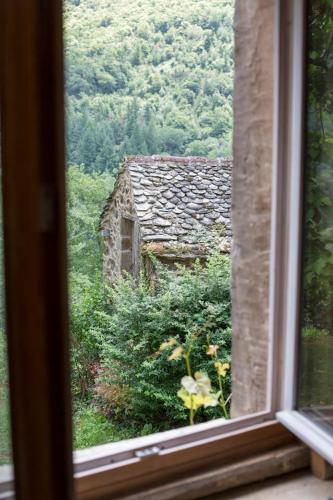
[124,155,233,165]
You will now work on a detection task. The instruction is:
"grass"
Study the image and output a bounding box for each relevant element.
[0,390,11,465]
[73,404,140,449]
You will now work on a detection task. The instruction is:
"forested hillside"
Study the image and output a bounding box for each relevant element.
[64,0,234,173]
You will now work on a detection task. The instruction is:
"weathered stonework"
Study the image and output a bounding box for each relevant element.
[100,169,137,283]
[231,0,274,416]
[100,155,232,283]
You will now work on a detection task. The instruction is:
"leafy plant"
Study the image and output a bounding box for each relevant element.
[96,253,232,430]
[70,274,111,399]
[160,334,230,424]
[301,0,333,331]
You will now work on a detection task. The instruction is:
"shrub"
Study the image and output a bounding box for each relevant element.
[302,326,330,338]
[96,253,232,430]
[70,272,112,399]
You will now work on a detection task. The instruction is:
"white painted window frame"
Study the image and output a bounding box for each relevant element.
[273,0,333,466]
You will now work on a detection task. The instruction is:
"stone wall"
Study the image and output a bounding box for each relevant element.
[101,169,137,284]
[231,0,275,417]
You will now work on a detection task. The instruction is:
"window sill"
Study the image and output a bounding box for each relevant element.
[277,410,333,467]
[117,443,309,500]
[74,418,296,499]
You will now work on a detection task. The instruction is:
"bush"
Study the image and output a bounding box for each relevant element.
[96,253,231,431]
[302,326,329,338]
[70,273,112,400]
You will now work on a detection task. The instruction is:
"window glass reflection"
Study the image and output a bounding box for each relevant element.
[298,0,333,432]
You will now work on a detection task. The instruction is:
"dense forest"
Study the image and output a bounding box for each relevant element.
[64,0,234,173]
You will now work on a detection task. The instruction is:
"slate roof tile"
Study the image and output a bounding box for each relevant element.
[101,155,232,248]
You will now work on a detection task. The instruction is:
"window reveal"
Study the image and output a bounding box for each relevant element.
[121,217,135,275]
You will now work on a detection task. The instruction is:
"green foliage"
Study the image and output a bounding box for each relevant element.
[301,0,333,330]
[73,403,137,448]
[96,254,231,430]
[66,165,116,400]
[64,0,234,173]
[67,165,114,278]
[70,275,112,399]
[302,326,329,338]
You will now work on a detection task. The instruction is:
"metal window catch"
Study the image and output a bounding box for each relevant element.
[135,446,161,459]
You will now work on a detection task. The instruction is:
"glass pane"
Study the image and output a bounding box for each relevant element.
[64,0,235,450]
[298,0,333,433]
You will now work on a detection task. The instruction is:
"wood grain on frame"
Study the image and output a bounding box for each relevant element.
[0,1,74,499]
[76,421,297,499]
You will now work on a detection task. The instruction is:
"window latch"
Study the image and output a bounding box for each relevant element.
[135,446,161,459]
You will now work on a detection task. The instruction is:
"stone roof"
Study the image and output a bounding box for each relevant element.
[101,155,232,249]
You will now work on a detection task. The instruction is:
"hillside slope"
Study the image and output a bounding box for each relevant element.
[64,0,234,172]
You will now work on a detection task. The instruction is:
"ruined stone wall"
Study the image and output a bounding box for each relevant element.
[101,170,137,283]
[231,0,274,416]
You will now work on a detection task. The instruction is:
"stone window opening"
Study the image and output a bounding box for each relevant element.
[120,216,135,275]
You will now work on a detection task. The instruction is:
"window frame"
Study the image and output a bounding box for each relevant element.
[0,0,316,498]
[0,1,74,499]
[275,0,333,466]
[72,0,287,494]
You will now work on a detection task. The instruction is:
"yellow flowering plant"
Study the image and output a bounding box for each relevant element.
[206,340,230,418]
[159,333,231,424]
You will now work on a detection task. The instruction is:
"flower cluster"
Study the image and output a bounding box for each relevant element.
[178,372,220,411]
[159,336,231,424]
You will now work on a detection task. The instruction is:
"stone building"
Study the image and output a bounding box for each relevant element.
[100,155,232,283]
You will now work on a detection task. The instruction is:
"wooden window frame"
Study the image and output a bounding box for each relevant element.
[0,0,318,499]
[0,1,73,499]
